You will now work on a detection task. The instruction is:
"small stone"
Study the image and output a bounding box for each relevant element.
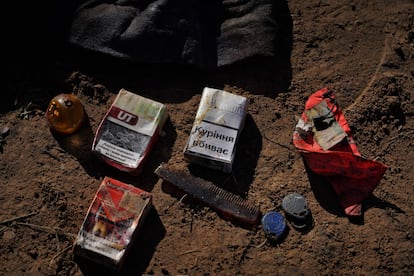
[2,230,16,241]
[0,126,10,137]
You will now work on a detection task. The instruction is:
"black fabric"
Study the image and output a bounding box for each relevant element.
[66,0,279,68]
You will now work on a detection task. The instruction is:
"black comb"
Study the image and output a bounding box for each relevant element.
[155,164,262,228]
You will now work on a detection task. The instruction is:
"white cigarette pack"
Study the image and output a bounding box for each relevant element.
[184,87,248,173]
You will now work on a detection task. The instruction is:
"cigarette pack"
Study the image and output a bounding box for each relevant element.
[92,89,168,174]
[184,87,248,173]
[73,177,152,269]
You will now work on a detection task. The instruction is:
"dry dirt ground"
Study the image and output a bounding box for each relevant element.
[1,1,414,275]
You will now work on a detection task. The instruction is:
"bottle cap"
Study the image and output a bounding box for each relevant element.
[282,193,311,229]
[261,211,286,241]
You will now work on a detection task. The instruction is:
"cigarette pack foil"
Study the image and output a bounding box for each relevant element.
[73,177,152,269]
[184,87,248,173]
[92,89,168,174]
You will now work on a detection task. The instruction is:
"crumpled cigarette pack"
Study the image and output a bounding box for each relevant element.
[184,87,248,173]
[92,89,168,175]
[73,177,152,269]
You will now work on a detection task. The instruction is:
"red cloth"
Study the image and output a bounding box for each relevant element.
[293,88,387,216]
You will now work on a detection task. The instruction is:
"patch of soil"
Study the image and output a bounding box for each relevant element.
[1,1,413,275]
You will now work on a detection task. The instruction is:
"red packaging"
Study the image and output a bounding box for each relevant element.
[73,177,152,269]
[293,88,387,216]
[92,89,168,175]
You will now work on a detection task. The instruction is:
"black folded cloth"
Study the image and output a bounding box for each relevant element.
[67,0,278,68]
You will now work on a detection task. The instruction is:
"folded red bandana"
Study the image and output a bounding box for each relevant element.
[293,88,387,216]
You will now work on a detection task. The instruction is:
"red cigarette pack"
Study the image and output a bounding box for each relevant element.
[92,89,168,175]
[73,177,152,269]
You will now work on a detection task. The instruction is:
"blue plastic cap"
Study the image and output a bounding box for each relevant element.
[261,211,286,241]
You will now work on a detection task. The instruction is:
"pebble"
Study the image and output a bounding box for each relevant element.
[2,230,16,241]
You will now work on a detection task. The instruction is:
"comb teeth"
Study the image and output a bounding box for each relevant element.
[155,164,262,227]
